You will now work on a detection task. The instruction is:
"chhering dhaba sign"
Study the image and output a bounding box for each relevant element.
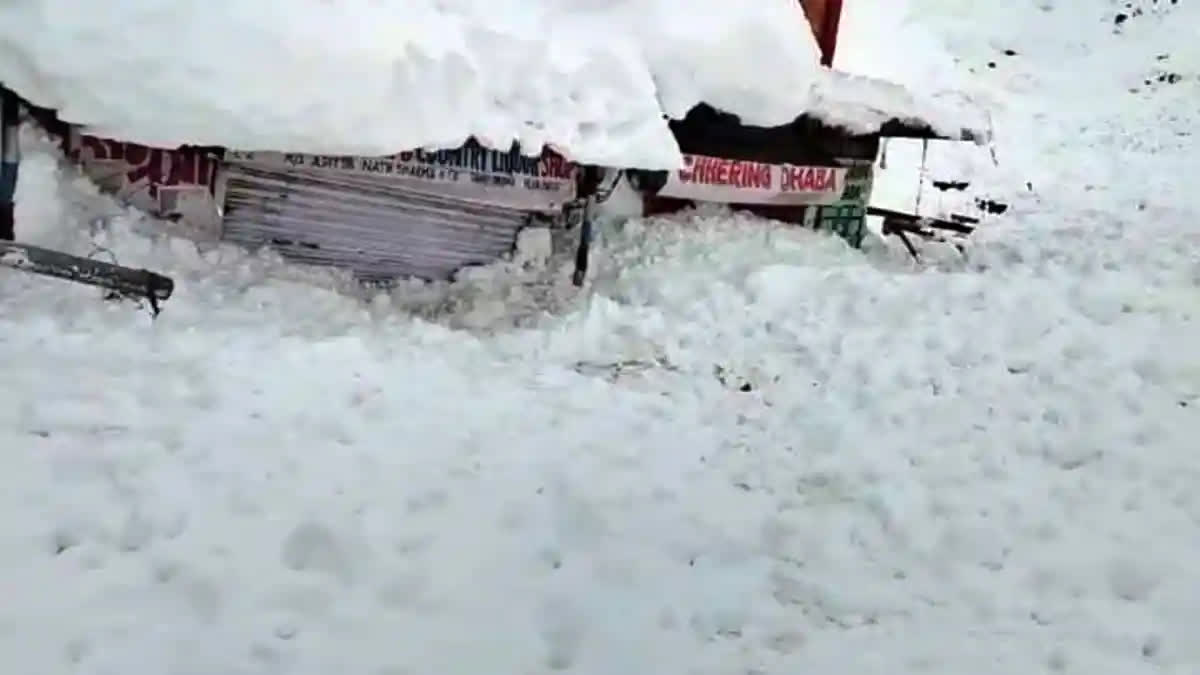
[659,153,848,206]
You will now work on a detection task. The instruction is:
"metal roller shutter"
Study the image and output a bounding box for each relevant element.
[220,161,537,282]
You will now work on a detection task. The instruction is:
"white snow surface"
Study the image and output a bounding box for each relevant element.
[0,0,980,169]
[3,1,1200,674]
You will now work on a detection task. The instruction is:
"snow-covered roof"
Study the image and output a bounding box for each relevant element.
[0,0,985,169]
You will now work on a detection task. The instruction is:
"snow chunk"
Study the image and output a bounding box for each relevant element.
[513,226,553,268]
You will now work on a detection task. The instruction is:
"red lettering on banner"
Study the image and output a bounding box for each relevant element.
[679,155,772,190]
[165,150,217,187]
[77,135,117,161]
[537,152,574,180]
[123,144,165,195]
[75,136,217,196]
[661,154,847,206]
[781,165,838,193]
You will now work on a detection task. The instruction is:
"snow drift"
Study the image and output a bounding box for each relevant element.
[0,0,976,169]
[3,1,1200,674]
[0,0,826,168]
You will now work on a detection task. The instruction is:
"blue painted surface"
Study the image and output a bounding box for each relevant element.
[1,86,17,204]
[0,162,15,204]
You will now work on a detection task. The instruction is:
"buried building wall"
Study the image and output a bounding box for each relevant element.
[20,103,583,282]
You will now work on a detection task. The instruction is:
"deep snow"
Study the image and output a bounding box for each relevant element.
[0,0,979,168]
[2,1,1199,674]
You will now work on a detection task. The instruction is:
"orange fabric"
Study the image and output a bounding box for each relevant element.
[799,0,841,67]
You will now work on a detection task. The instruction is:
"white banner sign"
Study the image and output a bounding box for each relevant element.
[659,153,847,206]
[225,145,578,212]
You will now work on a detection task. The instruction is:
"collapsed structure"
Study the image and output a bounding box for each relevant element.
[0,0,986,312]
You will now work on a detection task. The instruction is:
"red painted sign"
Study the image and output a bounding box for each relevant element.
[66,130,223,235]
[661,153,846,205]
[69,135,218,196]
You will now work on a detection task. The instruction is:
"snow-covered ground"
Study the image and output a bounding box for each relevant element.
[2,1,1199,674]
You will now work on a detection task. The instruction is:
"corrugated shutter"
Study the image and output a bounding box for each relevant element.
[220,162,536,282]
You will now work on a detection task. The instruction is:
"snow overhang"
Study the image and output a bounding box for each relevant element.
[799,69,989,144]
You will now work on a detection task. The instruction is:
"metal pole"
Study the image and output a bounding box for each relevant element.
[820,0,843,67]
[0,240,176,314]
[0,84,18,240]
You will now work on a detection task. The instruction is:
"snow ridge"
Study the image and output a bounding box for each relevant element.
[0,0,827,168]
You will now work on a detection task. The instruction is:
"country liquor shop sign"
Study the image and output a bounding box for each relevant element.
[658,153,849,206]
[225,142,579,212]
